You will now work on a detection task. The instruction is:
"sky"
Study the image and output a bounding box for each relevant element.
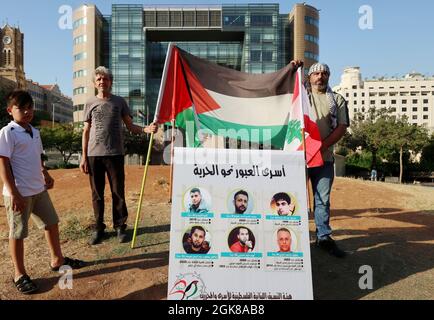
[2,0,434,97]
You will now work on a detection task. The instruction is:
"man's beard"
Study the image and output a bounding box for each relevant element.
[236,206,246,213]
[312,83,328,91]
[192,241,202,249]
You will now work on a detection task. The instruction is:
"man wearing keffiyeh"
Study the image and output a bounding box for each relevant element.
[305,62,350,258]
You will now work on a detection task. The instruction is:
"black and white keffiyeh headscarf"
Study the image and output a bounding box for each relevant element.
[306,63,338,130]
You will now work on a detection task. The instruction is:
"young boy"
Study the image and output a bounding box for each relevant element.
[0,90,85,295]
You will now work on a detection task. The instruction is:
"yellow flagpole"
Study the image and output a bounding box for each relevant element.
[168,121,175,204]
[131,132,155,249]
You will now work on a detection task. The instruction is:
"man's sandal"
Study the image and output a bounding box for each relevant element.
[50,257,86,272]
[13,275,38,294]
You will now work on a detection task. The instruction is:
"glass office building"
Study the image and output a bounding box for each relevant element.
[72,3,320,126]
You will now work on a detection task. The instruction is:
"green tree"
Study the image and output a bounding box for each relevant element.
[123,129,150,164]
[0,88,10,128]
[341,107,394,169]
[31,110,52,127]
[420,134,434,171]
[342,107,429,183]
[40,124,82,165]
[386,115,429,183]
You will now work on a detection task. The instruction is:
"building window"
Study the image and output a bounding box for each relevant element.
[73,69,87,78]
[2,49,7,65]
[390,107,396,112]
[250,50,261,62]
[412,99,418,104]
[381,100,386,105]
[353,93,357,97]
[345,93,349,98]
[73,35,87,45]
[305,16,319,28]
[210,11,221,27]
[144,11,156,27]
[223,15,245,26]
[73,104,85,112]
[423,99,429,104]
[73,17,87,29]
[423,107,429,112]
[182,11,194,27]
[402,100,407,104]
[423,115,429,120]
[412,115,417,120]
[413,107,418,112]
[7,49,11,65]
[304,51,319,61]
[402,107,407,112]
[251,15,273,27]
[251,33,261,43]
[304,34,319,44]
[196,11,209,27]
[156,11,169,27]
[391,100,396,104]
[262,51,273,62]
[170,11,182,27]
[370,100,375,105]
[73,87,86,96]
[74,52,87,61]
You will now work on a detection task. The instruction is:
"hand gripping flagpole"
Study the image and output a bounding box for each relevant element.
[131,43,175,249]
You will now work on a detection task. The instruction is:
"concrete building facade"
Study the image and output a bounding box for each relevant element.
[334,67,434,133]
[26,81,73,123]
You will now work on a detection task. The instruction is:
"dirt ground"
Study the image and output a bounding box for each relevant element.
[0,166,433,300]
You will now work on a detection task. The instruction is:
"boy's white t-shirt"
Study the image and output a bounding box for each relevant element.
[0,121,46,197]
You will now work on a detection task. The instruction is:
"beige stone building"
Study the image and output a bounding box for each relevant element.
[26,80,73,123]
[0,24,26,88]
[334,67,434,134]
[289,3,319,74]
[72,4,109,126]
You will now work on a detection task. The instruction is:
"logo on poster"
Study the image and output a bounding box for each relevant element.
[169,272,207,300]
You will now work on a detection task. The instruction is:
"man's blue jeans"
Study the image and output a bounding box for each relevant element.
[308,161,335,240]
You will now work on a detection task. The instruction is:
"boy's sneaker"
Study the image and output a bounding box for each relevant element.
[88,231,105,245]
[316,236,346,258]
[116,227,128,243]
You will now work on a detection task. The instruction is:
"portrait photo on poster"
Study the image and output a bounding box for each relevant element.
[182,225,211,254]
[270,192,297,216]
[228,226,256,253]
[183,186,212,214]
[274,227,298,253]
[227,189,254,214]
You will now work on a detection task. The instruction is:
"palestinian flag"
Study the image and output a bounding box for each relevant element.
[154,44,321,162]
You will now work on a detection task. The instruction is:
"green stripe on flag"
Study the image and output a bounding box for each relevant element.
[198,114,288,149]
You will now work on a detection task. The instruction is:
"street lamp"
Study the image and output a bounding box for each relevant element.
[51,97,61,128]
[52,102,55,128]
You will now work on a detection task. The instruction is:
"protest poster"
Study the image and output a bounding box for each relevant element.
[167,147,313,300]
